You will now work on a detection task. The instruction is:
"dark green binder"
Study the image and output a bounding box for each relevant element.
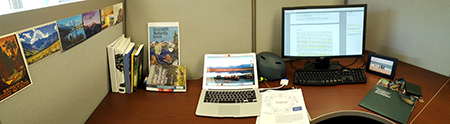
[358,84,416,124]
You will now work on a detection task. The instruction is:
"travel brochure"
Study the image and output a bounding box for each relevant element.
[147,64,186,92]
[147,22,186,92]
[148,22,180,66]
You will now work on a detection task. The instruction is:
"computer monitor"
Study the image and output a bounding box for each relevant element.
[282,4,367,69]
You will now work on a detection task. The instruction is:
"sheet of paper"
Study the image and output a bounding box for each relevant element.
[256,89,310,124]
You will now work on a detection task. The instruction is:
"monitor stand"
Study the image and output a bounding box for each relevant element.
[303,58,341,70]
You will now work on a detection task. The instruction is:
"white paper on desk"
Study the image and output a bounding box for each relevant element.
[256,89,310,124]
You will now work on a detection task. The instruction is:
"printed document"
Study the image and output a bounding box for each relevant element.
[256,89,310,124]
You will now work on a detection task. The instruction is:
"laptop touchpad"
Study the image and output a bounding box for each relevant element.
[218,105,240,115]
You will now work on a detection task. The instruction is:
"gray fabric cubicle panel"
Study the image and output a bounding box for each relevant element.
[126,0,253,79]
[0,0,123,123]
[255,0,344,56]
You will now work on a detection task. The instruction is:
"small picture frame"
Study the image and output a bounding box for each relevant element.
[366,53,398,79]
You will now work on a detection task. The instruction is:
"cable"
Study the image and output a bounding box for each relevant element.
[342,57,359,69]
[259,77,288,91]
[302,59,320,69]
[289,58,302,70]
[259,84,286,92]
[359,57,367,68]
[263,80,270,88]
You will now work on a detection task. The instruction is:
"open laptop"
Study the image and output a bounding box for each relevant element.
[195,53,262,117]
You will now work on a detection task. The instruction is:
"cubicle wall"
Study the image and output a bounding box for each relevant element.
[125,0,253,79]
[126,0,345,79]
[348,0,450,76]
[0,0,123,123]
[255,0,344,56]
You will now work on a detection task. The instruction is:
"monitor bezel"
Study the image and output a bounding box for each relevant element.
[281,4,367,59]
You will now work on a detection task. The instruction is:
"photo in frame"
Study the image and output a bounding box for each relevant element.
[365,53,398,79]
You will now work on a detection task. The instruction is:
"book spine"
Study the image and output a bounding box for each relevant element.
[132,54,138,92]
[116,54,125,94]
[130,46,135,93]
[107,47,118,93]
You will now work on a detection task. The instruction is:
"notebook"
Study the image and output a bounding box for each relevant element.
[359,84,416,124]
[195,53,262,117]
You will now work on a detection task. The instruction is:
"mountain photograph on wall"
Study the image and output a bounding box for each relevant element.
[82,10,102,39]
[113,3,124,25]
[57,14,87,51]
[17,22,62,65]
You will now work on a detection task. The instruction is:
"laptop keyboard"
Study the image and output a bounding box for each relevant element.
[204,90,257,103]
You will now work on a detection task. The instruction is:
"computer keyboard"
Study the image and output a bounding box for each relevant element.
[203,90,257,103]
[294,68,367,86]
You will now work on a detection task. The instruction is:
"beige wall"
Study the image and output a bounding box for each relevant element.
[0,0,123,123]
[348,0,450,76]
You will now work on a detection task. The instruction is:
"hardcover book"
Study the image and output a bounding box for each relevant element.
[358,79,416,124]
[106,34,125,93]
[123,42,136,94]
[115,37,131,93]
[131,44,144,92]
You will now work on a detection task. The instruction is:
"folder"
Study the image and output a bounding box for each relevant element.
[359,84,416,124]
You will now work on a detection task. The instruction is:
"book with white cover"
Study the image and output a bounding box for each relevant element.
[107,34,124,93]
[115,37,131,93]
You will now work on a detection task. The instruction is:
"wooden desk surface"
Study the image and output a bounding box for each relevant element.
[86,57,449,124]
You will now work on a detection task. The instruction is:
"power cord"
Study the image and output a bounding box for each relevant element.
[289,59,302,70]
[259,77,288,92]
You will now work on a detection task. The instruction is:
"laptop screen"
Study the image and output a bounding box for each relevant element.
[203,53,258,89]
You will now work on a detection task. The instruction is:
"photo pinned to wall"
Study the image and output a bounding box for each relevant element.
[148,22,180,67]
[0,33,33,103]
[16,21,62,65]
[113,3,124,25]
[365,53,398,79]
[57,14,87,51]
[101,5,114,30]
[82,9,102,39]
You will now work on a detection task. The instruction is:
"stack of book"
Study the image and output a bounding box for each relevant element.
[107,35,145,94]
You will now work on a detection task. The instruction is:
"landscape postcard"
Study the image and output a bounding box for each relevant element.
[82,10,102,39]
[101,6,114,30]
[0,33,33,103]
[17,21,62,65]
[113,3,124,25]
[57,14,87,51]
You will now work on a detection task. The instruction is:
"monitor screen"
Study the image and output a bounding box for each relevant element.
[282,4,367,59]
